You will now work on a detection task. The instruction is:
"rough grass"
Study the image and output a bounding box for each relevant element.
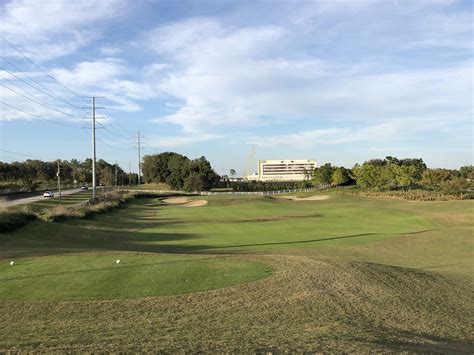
[0,207,37,232]
[0,193,472,352]
[128,183,171,190]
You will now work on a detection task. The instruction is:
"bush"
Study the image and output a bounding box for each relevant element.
[43,192,133,222]
[42,205,85,222]
[341,189,470,201]
[0,207,37,232]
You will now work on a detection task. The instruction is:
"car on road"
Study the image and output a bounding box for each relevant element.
[43,190,54,198]
[80,186,88,191]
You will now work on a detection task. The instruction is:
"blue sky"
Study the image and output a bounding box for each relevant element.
[0,0,472,175]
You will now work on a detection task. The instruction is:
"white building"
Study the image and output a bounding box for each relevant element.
[247,159,316,182]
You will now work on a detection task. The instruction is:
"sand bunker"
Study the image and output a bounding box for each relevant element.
[281,195,330,201]
[162,197,208,207]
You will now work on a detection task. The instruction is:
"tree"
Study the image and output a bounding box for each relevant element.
[459,165,474,180]
[420,169,455,189]
[312,163,334,185]
[440,176,469,195]
[393,164,418,190]
[183,172,205,192]
[331,167,350,186]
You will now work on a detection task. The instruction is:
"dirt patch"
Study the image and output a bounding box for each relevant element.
[162,197,208,207]
[281,195,330,201]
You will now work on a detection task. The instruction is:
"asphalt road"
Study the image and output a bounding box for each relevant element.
[2,188,82,207]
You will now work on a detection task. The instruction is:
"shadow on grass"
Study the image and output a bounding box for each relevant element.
[0,197,440,259]
[369,328,474,353]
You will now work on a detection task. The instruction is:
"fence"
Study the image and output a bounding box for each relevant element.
[99,184,331,201]
[200,184,330,196]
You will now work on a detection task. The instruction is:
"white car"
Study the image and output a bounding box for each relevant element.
[43,190,54,198]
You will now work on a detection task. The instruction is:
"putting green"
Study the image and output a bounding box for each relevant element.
[0,253,271,300]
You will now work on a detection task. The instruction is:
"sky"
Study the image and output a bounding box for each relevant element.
[0,0,472,175]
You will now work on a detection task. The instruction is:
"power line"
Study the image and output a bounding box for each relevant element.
[96,136,135,150]
[0,148,47,160]
[0,82,85,121]
[0,101,84,129]
[0,63,86,112]
[96,121,132,143]
[97,130,133,146]
[0,155,23,162]
[103,121,131,139]
[1,35,86,101]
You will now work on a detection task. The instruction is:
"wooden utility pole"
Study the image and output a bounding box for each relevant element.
[136,131,144,185]
[115,161,118,190]
[57,160,61,204]
[91,97,97,199]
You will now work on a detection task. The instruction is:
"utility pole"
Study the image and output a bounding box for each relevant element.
[128,161,131,187]
[115,161,118,190]
[136,131,143,185]
[57,160,61,204]
[86,96,104,199]
[91,97,97,199]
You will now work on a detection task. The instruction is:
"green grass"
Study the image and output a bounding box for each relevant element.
[9,190,93,214]
[0,193,472,352]
[128,182,171,190]
[0,253,270,300]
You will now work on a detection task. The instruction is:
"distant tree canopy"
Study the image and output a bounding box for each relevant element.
[141,152,219,191]
[346,156,470,195]
[0,158,132,192]
[351,157,427,190]
[312,163,353,187]
[312,163,334,185]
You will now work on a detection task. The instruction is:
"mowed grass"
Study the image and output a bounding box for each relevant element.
[0,253,270,300]
[0,193,472,352]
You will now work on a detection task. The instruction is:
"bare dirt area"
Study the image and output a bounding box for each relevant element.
[162,197,208,207]
[281,195,330,201]
[1,254,471,353]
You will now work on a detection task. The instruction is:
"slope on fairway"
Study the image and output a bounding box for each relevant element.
[0,193,472,352]
[1,255,472,352]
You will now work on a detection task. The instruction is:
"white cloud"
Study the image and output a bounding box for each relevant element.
[100,47,123,56]
[147,133,223,148]
[50,58,159,112]
[52,58,126,87]
[246,121,404,148]
[0,0,126,60]
[146,17,471,145]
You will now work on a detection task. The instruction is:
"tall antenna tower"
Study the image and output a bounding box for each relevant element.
[243,145,256,180]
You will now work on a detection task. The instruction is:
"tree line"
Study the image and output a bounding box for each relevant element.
[312,157,472,195]
[141,152,219,191]
[0,159,138,192]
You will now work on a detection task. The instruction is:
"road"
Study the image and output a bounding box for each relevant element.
[2,188,82,207]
